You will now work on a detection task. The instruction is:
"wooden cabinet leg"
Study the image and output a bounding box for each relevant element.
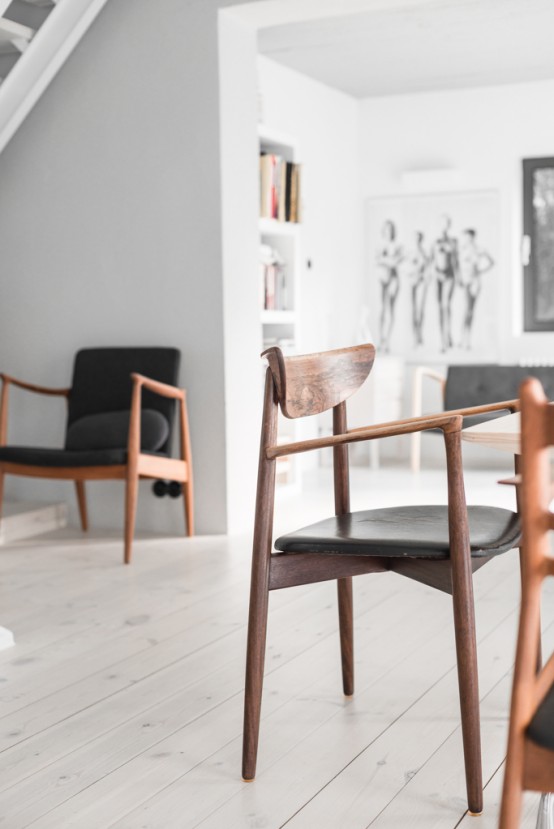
[338,577,354,695]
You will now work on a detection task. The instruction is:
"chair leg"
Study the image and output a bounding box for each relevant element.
[124,471,139,565]
[74,481,88,531]
[242,578,270,781]
[498,750,525,829]
[451,576,483,815]
[183,479,194,537]
[0,471,4,523]
[337,577,354,696]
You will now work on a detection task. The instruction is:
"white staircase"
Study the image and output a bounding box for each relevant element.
[0,0,109,153]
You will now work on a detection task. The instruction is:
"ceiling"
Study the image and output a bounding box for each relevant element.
[257,0,554,98]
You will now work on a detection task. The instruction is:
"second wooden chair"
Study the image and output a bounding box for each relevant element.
[500,378,554,829]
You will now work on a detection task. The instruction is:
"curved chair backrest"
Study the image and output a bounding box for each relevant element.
[263,344,376,420]
[67,347,181,455]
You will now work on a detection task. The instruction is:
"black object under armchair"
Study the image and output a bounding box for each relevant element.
[0,347,194,563]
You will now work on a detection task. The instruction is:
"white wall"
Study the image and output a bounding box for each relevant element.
[219,11,262,533]
[359,79,554,466]
[258,55,363,353]
[0,0,260,535]
[359,78,554,364]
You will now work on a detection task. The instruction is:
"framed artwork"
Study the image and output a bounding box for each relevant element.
[365,191,500,363]
[523,157,554,331]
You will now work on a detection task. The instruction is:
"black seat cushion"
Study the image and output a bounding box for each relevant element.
[65,409,169,453]
[275,505,520,559]
[0,446,131,467]
[445,365,554,411]
[527,683,554,751]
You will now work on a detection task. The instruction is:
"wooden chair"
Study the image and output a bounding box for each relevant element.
[500,378,554,829]
[0,347,194,564]
[243,344,522,815]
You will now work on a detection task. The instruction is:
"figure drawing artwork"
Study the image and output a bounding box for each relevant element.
[367,192,499,362]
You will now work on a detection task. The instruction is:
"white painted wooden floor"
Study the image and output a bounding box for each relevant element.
[0,468,548,828]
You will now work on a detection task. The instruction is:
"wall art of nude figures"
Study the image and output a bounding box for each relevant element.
[367,192,499,362]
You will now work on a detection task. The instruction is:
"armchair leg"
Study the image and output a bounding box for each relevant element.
[124,471,139,565]
[337,577,354,696]
[183,479,194,537]
[242,578,270,781]
[74,481,88,531]
[451,576,483,815]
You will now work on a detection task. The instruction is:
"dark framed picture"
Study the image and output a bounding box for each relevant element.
[523,157,554,331]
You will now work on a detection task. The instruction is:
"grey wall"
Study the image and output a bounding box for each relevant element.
[0,0,257,534]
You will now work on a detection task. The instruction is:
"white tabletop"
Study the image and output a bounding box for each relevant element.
[461,412,520,454]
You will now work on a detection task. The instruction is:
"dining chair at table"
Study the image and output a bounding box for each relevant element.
[243,343,522,816]
[499,378,554,829]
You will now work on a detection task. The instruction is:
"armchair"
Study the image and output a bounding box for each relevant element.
[0,347,194,564]
[410,363,554,472]
[243,344,521,816]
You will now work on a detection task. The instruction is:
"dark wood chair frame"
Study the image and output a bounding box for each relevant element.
[500,378,554,828]
[0,371,194,564]
[243,344,521,816]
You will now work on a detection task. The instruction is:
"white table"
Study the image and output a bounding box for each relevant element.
[461,412,520,454]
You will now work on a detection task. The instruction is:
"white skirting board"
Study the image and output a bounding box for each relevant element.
[0,626,14,650]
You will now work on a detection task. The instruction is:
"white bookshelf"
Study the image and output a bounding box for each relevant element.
[258,124,302,487]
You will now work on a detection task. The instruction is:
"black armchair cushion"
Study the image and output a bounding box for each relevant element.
[275,505,520,559]
[67,348,180,456]
[527,683,554,751]
[445,365,554,411]
[65,409,169,453]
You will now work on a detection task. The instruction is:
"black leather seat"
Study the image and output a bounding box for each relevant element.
[276,505,520,559]
[527,684,554,751]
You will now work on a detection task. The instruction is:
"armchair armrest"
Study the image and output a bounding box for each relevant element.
[127,373,189,466]
[267,411,463,460]
[0,373,70,397]
[131,372,184,400]
[0,372,70,446]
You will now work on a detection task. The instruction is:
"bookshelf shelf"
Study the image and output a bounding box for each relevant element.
[259,217,299,237]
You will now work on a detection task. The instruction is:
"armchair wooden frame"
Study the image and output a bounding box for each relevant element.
[243,343,521,817]
[500,379,554,829]
[0,371,194,564]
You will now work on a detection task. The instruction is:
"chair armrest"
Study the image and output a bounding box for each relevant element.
[443,399,519,417]
[0,373,70,397]
[267,412,463,460]
[131,373,184,400]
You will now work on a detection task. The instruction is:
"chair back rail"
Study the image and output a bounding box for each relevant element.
[263,344,375,419]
